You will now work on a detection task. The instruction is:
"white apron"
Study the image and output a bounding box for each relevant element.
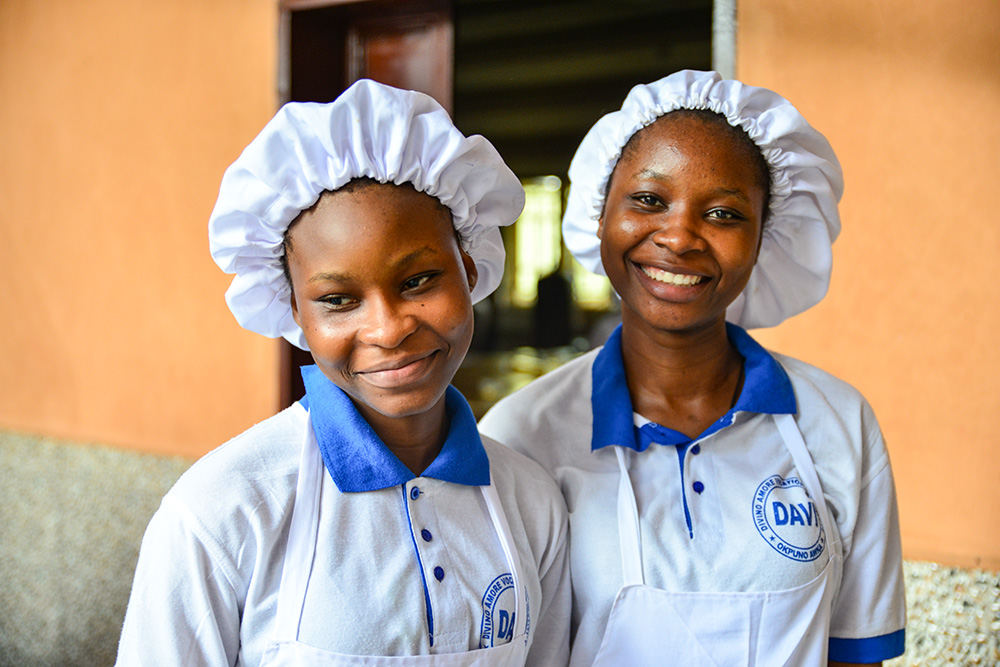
[590,413,843,667]
[260,415,530,667]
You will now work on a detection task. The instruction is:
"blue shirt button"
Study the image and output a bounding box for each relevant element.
[433,566,445,581]
[693,481,705,494]
[421,529,433,542]
[410,486,421,500]
[691,444,701,455]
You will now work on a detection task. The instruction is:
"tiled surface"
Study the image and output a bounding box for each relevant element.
[1,430,997,666]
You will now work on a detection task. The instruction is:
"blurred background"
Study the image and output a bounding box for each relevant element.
[1,0,998,664]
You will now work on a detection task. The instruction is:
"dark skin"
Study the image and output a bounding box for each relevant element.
[599,114,879,667]
[599,113,764,438]
[286,182,478,475]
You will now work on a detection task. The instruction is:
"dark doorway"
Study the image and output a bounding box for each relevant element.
[278,0,712,408]
[279,0,454,407]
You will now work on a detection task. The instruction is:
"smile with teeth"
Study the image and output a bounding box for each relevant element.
[641,265,705,286]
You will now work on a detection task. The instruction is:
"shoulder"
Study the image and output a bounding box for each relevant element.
[773,352,872,413]
[772,352,884,458]
[158,404,306,565]
[481,435,565,504]
[769,351,891,517]
[171,403,304,502]
[481,434,568,566]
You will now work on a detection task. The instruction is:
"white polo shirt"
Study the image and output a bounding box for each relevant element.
[479,324,905,666]
[116,366,570,667]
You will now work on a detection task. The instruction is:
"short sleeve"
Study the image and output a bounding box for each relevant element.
[828,439,906,663]
[115,497,242,667]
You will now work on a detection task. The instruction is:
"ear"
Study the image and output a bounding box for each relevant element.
[460,249,479,293]
[597,214,605,240]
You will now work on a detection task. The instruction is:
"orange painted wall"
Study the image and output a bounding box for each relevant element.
[738,0,1000,568]
[0,1,281,458]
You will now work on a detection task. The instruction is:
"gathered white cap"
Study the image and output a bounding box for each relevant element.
[209,79,525,350]
[563,70,843,329]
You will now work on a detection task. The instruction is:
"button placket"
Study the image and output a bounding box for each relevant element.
[683,440,725,550]
[406,481,448,587]
[687,443,706,502]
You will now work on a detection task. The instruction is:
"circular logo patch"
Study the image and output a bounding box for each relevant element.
[752,475,825,562]
[479,573,517,648]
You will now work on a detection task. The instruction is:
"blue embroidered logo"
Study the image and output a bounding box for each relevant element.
[479,573,519,648]
[752,475,825,562]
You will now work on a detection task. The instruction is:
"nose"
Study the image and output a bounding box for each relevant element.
[649,207,706,255]
[358,295,419,348]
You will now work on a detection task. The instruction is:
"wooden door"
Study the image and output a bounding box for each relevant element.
[278,0,454,407]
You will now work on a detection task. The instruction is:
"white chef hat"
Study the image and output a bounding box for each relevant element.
[563,70,843,329]
[209,79,525,350]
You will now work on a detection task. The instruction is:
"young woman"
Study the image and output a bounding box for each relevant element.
[116,80,570,667]
[479,70,905,666]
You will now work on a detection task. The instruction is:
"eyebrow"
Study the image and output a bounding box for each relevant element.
[634,169,752,204]
[395,246,436,267]
[636,168,668,181]
[306,246,438,284]
[308,270,352,284]
[713,188,752,204]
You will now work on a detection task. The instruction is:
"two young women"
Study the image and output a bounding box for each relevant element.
[118,71,905,667]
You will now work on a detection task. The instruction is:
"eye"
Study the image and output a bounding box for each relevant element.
[631,193,664,209]
[402,272,439,292]
[318,294,358,311]
[706,208,747,224]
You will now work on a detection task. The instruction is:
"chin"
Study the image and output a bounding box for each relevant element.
[359,388,447,420]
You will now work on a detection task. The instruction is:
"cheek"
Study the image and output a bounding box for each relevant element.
[299,314,351,363]
[431,295,475,345]
[445,303,475,337]
[719,231,762,278]
[599,217,643,270]
[617,218,645,237]
[600,212,647,252]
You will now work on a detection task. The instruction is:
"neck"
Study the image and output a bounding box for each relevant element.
[357,397,449,477]
[619,312,744,437]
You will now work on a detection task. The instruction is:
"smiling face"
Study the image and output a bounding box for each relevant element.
[286,182,477,430]
[598,111,768,336]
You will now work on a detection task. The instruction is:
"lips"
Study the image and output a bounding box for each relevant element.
[631,261,712,303]
[640,264,705,286]
[355,351,440,389]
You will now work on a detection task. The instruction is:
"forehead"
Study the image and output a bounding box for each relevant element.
[627,113,754,163]
[612,112,769,191]
[296,182,454,243]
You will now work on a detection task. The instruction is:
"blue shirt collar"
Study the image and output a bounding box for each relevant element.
[300,365,490,492]
[591,322,797,452]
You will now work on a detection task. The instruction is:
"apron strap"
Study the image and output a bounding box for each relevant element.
[272,410,324,641]
[773,413,842,562]
[480,477,529,641]
[614,447,645,587]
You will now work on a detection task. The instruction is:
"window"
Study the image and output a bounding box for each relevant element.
[509,176,611,310]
